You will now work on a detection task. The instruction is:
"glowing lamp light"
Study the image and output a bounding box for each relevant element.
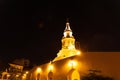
[68,60,77,69]
[22,74,26,79]
[77,51,81,55]
[22,76,25,79]
[37,67,41,73]
[64,32,67,37]
[23,74,26,77]
[7,74,10,78]
[64,32,72,37]
[16,74,19,77]
[26,71,29,74]
[48,64,53,71]
[69,32,72,37]
[68,45,74,49]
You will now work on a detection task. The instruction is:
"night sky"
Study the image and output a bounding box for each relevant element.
[0,0,120,66]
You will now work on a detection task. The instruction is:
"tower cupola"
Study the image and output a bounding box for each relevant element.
[53,20,81,62]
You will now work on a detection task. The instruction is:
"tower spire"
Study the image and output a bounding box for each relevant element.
[65,18,71,31]
[64,19,73,37]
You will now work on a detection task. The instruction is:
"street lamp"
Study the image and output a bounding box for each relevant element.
[68,60,77,69]
[77,51,81,55]
[7,74,10,80]
[26,71,29,74]
[48,61,53,72]
[36,67,41,73]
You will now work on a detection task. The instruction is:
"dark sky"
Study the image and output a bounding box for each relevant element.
[0,0,120,65]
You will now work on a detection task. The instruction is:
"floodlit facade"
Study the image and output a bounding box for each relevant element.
[25,21,120,80]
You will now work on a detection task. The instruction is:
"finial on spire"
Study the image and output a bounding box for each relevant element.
[65,18,71,31]
[66,18,69,23]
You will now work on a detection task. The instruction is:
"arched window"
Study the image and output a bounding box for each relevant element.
[67,69,80,80]
[36,73,40,80]
[3,74,7,79]
[48,71,53,80]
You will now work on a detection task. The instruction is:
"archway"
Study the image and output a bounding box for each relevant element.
[67,69,80,80]
[36,73,40,80]
[48,71,53,80]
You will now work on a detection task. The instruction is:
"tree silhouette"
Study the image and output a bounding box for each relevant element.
[81,69,113,80]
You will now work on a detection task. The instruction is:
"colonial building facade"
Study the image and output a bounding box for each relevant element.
[23,22,120,80]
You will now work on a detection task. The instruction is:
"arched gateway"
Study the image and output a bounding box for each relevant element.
[67,69,80,80]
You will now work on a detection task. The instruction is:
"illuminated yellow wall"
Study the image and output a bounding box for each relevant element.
[26,22,120,80]
[27,52,120,80]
